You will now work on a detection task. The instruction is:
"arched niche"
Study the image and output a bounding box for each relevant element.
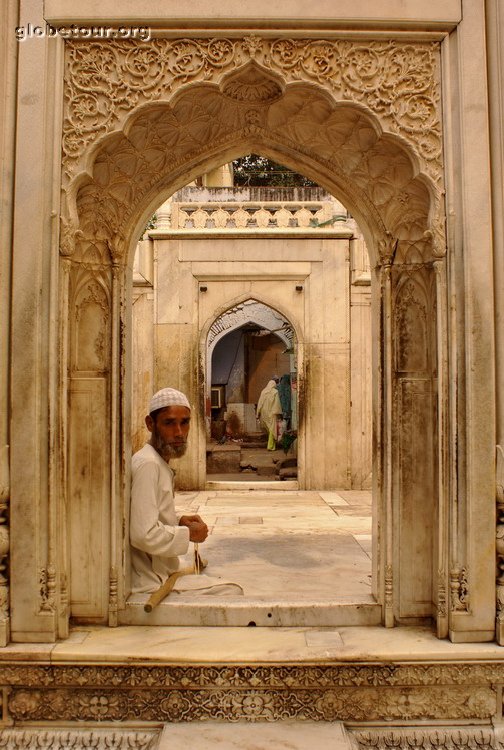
[52,39,451,636]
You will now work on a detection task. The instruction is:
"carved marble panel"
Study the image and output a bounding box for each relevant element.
[61,38,445,264]
[392,268,437,621]
[68,269,112,619]
[67,379,110,619]
[394,277,428,374]
[62,39,442,184]
[0,662,500,725]
[0,729,158,749]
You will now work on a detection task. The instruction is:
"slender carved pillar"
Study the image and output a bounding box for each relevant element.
[433,260,449,638]
[382,263,394,628]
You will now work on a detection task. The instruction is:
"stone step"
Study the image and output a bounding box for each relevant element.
[123,597,381,627]
[157,721,355,750]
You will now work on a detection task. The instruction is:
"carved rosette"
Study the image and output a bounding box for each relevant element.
[0,662,500,724]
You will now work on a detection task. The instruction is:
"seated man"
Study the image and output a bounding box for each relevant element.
[130,387,242,597]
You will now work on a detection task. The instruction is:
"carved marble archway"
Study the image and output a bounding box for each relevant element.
[56,36,449,635]
[60,37,444,267]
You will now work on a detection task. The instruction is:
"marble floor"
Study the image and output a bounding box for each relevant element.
[4,623,504,663]
[181,489,373,598]
[125,489,376,626]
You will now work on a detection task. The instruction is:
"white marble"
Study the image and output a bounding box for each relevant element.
[42,624,504,665]
[121,490,374,626]
[4,0,501,649]
[157,721,353,750]
[319,492,349,506]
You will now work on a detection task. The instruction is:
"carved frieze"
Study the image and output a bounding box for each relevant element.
[62,37,445,265]
[0,726,502,750]
[4,685,497,723]
[353,728,504,750]
[0,662,501,724]
[0,729,158,749]
[63,38,442,183]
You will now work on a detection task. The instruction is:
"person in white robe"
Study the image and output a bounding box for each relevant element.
[256,379,283,450]
[130,387,242,597]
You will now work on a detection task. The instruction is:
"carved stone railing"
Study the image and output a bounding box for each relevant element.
[171,201,341,231]
[152,187,351,234]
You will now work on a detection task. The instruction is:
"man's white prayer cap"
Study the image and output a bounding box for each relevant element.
[149,388,191,414]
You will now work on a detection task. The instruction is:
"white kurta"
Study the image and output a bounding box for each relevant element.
[130,444,190,593]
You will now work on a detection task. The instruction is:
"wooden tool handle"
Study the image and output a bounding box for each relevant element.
[143,567,192,612]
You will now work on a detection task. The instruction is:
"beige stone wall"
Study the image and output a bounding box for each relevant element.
[140,229,371,490]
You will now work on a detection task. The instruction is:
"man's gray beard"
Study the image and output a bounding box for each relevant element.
[153,434,187,461]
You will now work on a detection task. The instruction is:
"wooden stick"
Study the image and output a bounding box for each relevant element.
[143,548,208,612]
[144,567,194,612]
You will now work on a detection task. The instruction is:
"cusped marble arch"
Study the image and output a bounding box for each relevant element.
[70,74,438,266]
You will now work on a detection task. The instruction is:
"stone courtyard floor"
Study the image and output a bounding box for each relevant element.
[178,488,373,599]
[126,488,376,626]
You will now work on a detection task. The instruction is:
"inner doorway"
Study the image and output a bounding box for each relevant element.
[206,301,298,484]
[126,157,377,625]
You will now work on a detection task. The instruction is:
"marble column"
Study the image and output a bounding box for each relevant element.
[10,0,65,641]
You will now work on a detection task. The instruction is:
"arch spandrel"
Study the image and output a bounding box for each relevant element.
[63,38,442,182]
[62,37,446,266]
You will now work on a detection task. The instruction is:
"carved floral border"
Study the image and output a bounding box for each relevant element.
[0,662,501,724]
[63,37,442,186]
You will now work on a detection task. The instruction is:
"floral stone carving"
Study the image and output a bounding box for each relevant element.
[62,37,446,263]
[63,38,442,184]
[0,662,500,724]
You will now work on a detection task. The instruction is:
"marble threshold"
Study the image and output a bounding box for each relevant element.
[120,595,381,627]
[205,479,298,490]
[2,624,504,664]
[122,488,374,626]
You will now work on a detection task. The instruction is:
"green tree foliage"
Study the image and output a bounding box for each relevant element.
[232,154,316,187]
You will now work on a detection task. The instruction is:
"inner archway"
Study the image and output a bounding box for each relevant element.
[206,300,298,484]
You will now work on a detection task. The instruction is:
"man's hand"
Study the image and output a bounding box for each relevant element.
[179,514,208,543]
